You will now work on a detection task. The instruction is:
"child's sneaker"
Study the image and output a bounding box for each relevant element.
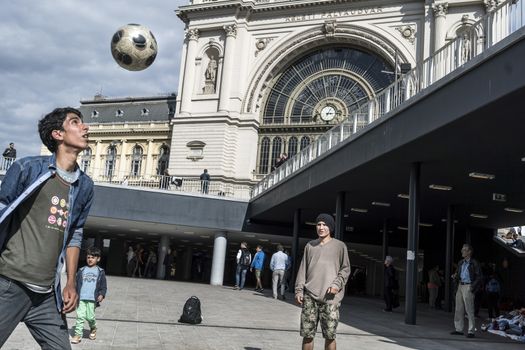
[89,328,97,340]
[71,335,82,344]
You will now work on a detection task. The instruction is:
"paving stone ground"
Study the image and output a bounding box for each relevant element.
[3,276,523,349]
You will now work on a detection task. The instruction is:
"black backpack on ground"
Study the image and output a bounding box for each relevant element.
[179,296,202,324]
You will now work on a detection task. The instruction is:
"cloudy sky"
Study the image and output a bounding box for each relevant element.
[0,0,187,158]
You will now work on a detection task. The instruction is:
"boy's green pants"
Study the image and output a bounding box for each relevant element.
[74,300,97,336]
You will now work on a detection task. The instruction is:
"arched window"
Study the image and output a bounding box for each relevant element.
[105,146,117,178]
[130,145,143,176]
[288,137,298,157]
[80,148,92,173]
[300,136,311,150]
[157,145,169,175]
[271,137,283,170]
[258,137,270,174]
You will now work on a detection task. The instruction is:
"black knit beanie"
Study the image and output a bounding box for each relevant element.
[316,213,335,235]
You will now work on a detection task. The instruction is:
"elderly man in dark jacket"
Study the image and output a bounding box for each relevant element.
[450,243,482,338]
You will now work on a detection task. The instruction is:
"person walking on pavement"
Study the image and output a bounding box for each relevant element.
[250,245,265,292]
[234,242,251,290]
[270,244,288,300]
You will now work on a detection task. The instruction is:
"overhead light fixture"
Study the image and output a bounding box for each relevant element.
[470,213,488,219]
[397,226,408,231]
[419,222,433,227]
[372,201,391,207]
[351,208,368,213]
[305,221,317,226]
[258,238,269,242]
[181,239,190,243]
[146,232,158,236]
[200,235,210,238]
[441,218,459,223]
[429,184,453,191]
[244,234,255,238]
[397,193,409,199]
[184,231,194,234]
[505,207,524,213]
[344,214,349,218]
[469,172,495,180]
[130,228,140,232]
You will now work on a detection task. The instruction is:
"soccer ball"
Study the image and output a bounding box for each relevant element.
[110,24,158,71]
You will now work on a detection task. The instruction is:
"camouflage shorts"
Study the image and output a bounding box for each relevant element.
[300,293,340,339]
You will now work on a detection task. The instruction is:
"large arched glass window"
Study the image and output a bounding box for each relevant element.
[300,136,311,150]
[157,145,169,175]
[131,145,143,176]
[80,147,92,173]
[288,137,298,157]
[105,146,117,178]
[263,47,394,124]
[271,137,283,170]
[258,137,270,174]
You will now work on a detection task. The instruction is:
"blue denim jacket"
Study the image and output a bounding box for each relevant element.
[0,154,94,311]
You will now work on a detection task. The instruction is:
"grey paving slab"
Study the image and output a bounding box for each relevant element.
[3,276,524,349]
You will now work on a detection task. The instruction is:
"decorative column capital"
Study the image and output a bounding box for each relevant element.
[484,0,500,12]
[432,2,449,17]
[223,24,237,38]
[185,28,200,41]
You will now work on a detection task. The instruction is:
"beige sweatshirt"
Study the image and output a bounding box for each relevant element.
[295,238,351,304]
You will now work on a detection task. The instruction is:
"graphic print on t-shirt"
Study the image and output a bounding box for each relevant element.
[47,194,69,232]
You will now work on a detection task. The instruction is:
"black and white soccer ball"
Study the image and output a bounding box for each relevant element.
[110,24,158,71]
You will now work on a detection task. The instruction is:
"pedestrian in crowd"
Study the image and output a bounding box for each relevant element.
[450,243,482,338]
[270,244,288,300]
[164,248,175,280]
[200,168,210,194]
[383,256,398,312]
[428,265,442,309]
[71,247,107,344]
[144,246,157,278]
[126,246,135,277]
[486,271,501,319]
[234,242,251,290]
[0,107,94,348]
[295,213,351,350]
[250,245,265,292]
[2,142,16,170]
[132,244,145,278]
[271,153,288,171]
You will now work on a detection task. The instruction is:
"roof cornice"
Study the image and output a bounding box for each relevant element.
[176,0,372,22]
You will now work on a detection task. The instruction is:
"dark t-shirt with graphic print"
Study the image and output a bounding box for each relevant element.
[0,175,69,287]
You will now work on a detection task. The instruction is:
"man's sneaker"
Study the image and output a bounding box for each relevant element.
[450,331,463,335]
[70,335,82,344]
[89,328,97,340]
[233,285,239,290]
[466,333,475,338]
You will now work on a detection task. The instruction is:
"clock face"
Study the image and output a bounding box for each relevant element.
[320,105,336,122]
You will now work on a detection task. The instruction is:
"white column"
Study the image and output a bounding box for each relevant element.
[432,3,449,52]
[210,231,227,286]
[117,139,127,177]
[180,29,199,115]
[93,140,103,179]
[144,139,153,178]
[218,25,237,113]
[156,235,170,279]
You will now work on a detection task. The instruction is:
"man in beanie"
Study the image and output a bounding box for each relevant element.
[295,213,350,350]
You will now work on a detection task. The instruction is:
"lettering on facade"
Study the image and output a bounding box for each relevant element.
[285,7,383,22]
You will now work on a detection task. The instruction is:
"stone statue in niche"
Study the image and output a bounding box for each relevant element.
[461,33,471,63]
[203,55,217,94]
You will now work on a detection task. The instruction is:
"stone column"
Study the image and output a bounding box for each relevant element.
[117,139,127,177]
[210,231,227,286]
[156,235,170,279]
[218,24,237,112]
[144,139,153,178]
[405,162,420,325]
[93,140,103,180]
[180,29,199,115]
[432,2,449,52]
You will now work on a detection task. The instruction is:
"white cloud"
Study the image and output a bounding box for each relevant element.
[0,0,187,157]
